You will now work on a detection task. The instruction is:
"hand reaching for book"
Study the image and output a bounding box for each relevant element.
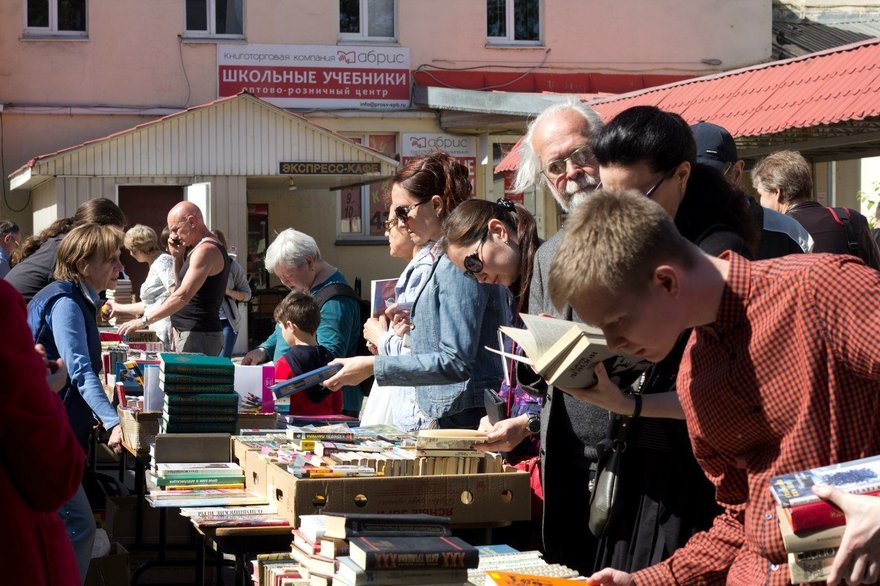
[323,356,375,390]
[473,415,530,453]
[363,316,387,347]
[557,363,635,414]
[813,484,880,585]
[107,425,123,454]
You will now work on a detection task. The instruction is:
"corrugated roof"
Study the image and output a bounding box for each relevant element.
[591,37,880,139]
[773,20,873,58]
[494,38,880,173]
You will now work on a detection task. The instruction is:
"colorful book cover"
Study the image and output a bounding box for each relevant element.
[769,455,880,507]
[159,352,235,376]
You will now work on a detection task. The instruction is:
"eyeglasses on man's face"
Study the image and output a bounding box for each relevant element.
[463,228,489,279]
[393,200,428,224]
[542,145,596,180]
[643,169,676,199]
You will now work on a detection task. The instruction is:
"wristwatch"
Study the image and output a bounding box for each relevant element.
[526,414,541,434]
[141,314,150,327]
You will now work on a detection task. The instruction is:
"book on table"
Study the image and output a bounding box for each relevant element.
[349,535,479,571]
[334,555,468,586]
[488,313,649,389]
[159,352,235,376]
[322,513,452,540]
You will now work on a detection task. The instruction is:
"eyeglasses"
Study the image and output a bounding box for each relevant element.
[643,169,676,198]
[393,200,428,224]
[463,228,489,279]
[542,145,596,179]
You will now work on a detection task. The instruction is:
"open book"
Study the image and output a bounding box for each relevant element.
[488,313,650,389]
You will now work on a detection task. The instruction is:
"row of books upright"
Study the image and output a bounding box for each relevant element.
[159,353,239,433]
[770,454,880,583]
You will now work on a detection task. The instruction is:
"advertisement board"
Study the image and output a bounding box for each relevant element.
[218,44,410,110]
[401,133,477,190]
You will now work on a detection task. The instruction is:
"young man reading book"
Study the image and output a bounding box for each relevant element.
[547,189,880,586]
[274,291,341,415]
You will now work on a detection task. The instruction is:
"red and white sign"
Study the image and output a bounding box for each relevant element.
[402,133,477,190]
[218,44,410,110]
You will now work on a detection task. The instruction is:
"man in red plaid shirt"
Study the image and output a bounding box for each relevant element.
[549,189,880,586]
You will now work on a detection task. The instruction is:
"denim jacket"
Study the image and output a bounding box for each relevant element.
[374,254,510,419]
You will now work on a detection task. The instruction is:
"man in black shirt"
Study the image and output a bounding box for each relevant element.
[691,121,813,259]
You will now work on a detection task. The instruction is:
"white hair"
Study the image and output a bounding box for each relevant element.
[513,98,605,194]
[264,228,321,274]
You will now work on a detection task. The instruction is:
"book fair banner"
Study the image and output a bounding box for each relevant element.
[218,44,410,110]
[402,133,477,191]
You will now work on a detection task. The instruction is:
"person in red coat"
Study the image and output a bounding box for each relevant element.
[0,279,83,585]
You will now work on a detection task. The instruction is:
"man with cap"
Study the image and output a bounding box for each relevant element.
[691,121,813,259]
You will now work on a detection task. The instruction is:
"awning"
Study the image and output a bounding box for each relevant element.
[9,92,399,191]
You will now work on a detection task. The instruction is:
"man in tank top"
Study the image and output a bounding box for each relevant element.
[117,201,229,355]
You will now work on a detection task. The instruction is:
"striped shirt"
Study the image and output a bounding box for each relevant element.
[635,252,880,585]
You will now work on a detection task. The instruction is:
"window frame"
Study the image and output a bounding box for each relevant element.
[486,0,542,47]
[335,133,397,244]
[23,0,88,38]
[183,0,245,40]
[338,0,397,44]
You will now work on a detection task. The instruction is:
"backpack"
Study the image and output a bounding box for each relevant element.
[311,280,374,395]
[827,207,880,271]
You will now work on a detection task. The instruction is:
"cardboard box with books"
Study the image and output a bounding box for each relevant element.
[117,407,160,454]
[266,461,530,527]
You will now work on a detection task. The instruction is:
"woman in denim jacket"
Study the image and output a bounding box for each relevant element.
[325,152,509,429]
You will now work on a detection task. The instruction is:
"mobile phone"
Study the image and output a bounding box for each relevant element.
[484,389,506,425]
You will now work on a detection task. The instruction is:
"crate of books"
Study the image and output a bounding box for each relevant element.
[117,407,161,454]
[260,427,531,527]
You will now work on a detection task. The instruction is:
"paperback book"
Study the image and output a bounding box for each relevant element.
[488,313,649,389]
[769,455,880,508]
[349,535,479,570]
[271,364,343,399]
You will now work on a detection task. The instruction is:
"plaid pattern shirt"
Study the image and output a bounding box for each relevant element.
[634,252,880,586]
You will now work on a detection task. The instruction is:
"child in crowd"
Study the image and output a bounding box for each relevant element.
[273,290,341,415]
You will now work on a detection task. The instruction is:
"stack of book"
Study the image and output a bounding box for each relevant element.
[252,552,308,586]
[153,462,245,491]
[159,353,238,433]
[414,429,501,476]
[770,455,880,583]
[106,279,137,326]
[290,513,477,586]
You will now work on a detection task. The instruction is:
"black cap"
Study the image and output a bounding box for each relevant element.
[691,121,738,171]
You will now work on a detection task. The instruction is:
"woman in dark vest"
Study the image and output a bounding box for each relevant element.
[27,223,125,583]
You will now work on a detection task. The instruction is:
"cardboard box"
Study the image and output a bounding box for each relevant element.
[245,449,272,497]
[104,496,192,545]
[265,462,530,527]
[117,408,160,454]
[84,543,129,586]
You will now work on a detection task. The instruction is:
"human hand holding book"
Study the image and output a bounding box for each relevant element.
[807,485,880,585]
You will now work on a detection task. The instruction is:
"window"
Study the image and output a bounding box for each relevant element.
[25,0,86,36]
[338,134,397,242]
[185,0,243,38]
[339,0,395,41]
[487,0,541,45]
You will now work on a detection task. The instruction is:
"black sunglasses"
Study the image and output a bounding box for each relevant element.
[463,227,489,279]
[394,200,428,224]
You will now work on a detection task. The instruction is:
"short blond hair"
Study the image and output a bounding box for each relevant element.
[124,224,160,255]
[55,223,124,283]
[548,189,698,310]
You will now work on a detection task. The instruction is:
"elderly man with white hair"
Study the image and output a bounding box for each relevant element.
[241,228,362,413]
[514,98,607,575]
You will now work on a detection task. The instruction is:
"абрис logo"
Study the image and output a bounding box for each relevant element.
[337,51,356,64]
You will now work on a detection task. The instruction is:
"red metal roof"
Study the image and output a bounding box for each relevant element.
[495,136,526,173]
[591,37,880,137]
[494,38,880,173]
[413,71,688,94]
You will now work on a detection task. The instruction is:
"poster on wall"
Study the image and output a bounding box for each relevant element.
[401,133,477,191]
[218,44,410,110]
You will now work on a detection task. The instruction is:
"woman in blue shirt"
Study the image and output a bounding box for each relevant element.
[27,223,126,583]
[325,151,510,428]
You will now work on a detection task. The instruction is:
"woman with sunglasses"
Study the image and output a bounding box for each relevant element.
[324,151,510,429]
[561,106,759,578]
[442,198,545,463]
[360,207,436,430]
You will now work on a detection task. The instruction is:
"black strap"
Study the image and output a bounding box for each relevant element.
[311,283,359,307]
[828,207,860,256]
